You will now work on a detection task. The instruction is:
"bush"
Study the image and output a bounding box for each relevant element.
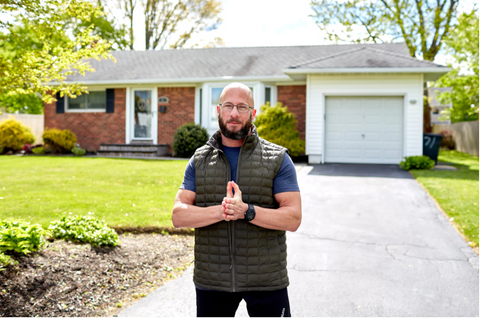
[173,123,209,158]
[399,155,435,170]
[254,102,305,156]
[0,117,35,152]
[439,129,455,150]
[0,252,17,271]
[0,220,47,255]
[49,214,119,247]
[42,128,77,154]
[71,146,86,156]
[32,146,46,154]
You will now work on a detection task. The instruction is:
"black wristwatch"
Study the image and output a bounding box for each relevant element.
[245,204,256,222]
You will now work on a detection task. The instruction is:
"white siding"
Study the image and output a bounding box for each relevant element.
[306,74,424,163]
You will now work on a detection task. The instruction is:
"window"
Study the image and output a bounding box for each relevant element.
[265,87,271,104]
[67,91,106,110]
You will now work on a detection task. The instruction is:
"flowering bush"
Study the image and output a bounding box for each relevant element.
[49,214,119,247]
[0,117,35,152]
[42,128,77,154]
[0,220,47,255]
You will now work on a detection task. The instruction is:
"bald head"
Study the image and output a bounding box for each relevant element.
[219,83,254,108]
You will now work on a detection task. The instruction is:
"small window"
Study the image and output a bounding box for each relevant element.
[68,91,106,110]
[265,87,271,104]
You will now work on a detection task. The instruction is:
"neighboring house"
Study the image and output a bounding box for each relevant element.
[427,87,453,125]
[44,42,449,164]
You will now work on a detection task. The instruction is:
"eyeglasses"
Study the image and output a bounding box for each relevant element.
[219,103,254,113]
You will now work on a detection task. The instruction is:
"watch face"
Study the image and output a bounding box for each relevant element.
[246,204,255,221]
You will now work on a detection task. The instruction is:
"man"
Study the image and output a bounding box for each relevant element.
[172,82,302,317]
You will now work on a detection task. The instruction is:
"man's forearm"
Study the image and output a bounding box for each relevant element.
[249,204,301,232]
[172,202,224,228]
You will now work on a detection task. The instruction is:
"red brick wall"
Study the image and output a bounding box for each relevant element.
[44,89,126,151]
[157,87,196,145]
[277,85,306,140]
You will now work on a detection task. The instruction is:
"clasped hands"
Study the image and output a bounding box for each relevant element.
[221,181,247,221]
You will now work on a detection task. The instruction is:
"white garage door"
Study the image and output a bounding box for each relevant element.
[325,96,403,164]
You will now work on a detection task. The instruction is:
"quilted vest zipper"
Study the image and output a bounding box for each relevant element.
[218,149,236,292]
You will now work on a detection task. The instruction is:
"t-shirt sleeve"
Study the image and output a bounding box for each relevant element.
[273,153,300,194]
[179,156,196,192]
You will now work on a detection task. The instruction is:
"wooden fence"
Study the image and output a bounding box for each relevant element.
[432,121,479,156]
[0,113,44,144]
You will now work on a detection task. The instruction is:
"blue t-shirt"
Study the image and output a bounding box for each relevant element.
[180,146,300,194]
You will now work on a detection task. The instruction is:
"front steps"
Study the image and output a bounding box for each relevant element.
[96,143,170,158]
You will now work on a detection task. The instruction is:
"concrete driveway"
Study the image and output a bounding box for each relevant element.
[119,164,479,317]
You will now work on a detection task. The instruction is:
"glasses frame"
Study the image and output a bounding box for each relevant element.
[219,103,254,113]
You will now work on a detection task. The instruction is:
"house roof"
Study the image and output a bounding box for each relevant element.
[66,43,450,85]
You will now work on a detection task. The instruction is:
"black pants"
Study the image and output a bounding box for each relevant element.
[196,287,291,317]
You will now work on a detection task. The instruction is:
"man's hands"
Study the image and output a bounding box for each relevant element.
[221,181,248,221]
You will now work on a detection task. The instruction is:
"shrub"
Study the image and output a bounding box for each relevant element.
[254,102,305,156]
[42,128,77,154]
[0,252,17,271]
[32,146,46,154]
[71,146,86,156]
[0,117,35,152]
[0,145,3,154]
[399,155,435,170]
[49,214,119,247]
[439,129,455,150]
[173,123,209,158]
[0,220,47,255]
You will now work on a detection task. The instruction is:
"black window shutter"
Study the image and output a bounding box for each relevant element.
[106,89,115,113]
[56,93,65,113]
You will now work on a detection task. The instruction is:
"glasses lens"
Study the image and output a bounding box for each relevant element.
[237,104,249,112]
[222,103,234,111]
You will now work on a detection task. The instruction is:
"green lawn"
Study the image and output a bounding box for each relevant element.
[0,156,188,229]
[410,150,479,248]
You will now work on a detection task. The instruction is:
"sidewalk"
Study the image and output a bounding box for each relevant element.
[120,164,479,317]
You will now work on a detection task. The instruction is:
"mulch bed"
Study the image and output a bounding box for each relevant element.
[0,233,194,317]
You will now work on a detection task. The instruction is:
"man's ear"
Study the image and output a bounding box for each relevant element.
[251,109,256,121]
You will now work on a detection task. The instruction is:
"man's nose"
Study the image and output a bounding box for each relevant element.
[229,105,241,116]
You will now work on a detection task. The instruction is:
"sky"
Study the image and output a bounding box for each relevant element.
[133,0,331,50]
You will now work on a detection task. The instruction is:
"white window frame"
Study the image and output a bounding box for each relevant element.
[65,90,107,113]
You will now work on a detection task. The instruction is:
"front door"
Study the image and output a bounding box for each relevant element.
[130,88,157,143]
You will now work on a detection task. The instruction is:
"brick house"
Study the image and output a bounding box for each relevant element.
[44,43,449,164]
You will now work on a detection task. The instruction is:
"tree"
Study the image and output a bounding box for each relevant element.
[106,0,222,50]
[435,10,479,122]
[254,103,305,157]
[0,0,115,104]
[310,0,459,61]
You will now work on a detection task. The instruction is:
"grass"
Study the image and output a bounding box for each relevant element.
[410,150,479,248]
[0,156,188,229]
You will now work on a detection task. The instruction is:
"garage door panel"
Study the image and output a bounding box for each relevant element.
[325,96,403,164]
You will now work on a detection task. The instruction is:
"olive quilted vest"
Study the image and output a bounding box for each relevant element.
[193,126,289,292]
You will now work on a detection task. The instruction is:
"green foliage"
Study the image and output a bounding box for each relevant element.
[0,0,115,103]
[0,220,47,255]
[173,123,209,158]
[0,92,44,114]
[0,117,35,151]
[32,146,46,154]
[435,10,479,123]
[42,128,77,154]
[48,214,119,247]
[254,103,305,156]
[0,251,18,270]
[71,146,86,156]
[310,0,459,61]
[399,155,435,170]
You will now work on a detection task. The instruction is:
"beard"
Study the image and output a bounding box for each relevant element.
[218,112,252,140]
